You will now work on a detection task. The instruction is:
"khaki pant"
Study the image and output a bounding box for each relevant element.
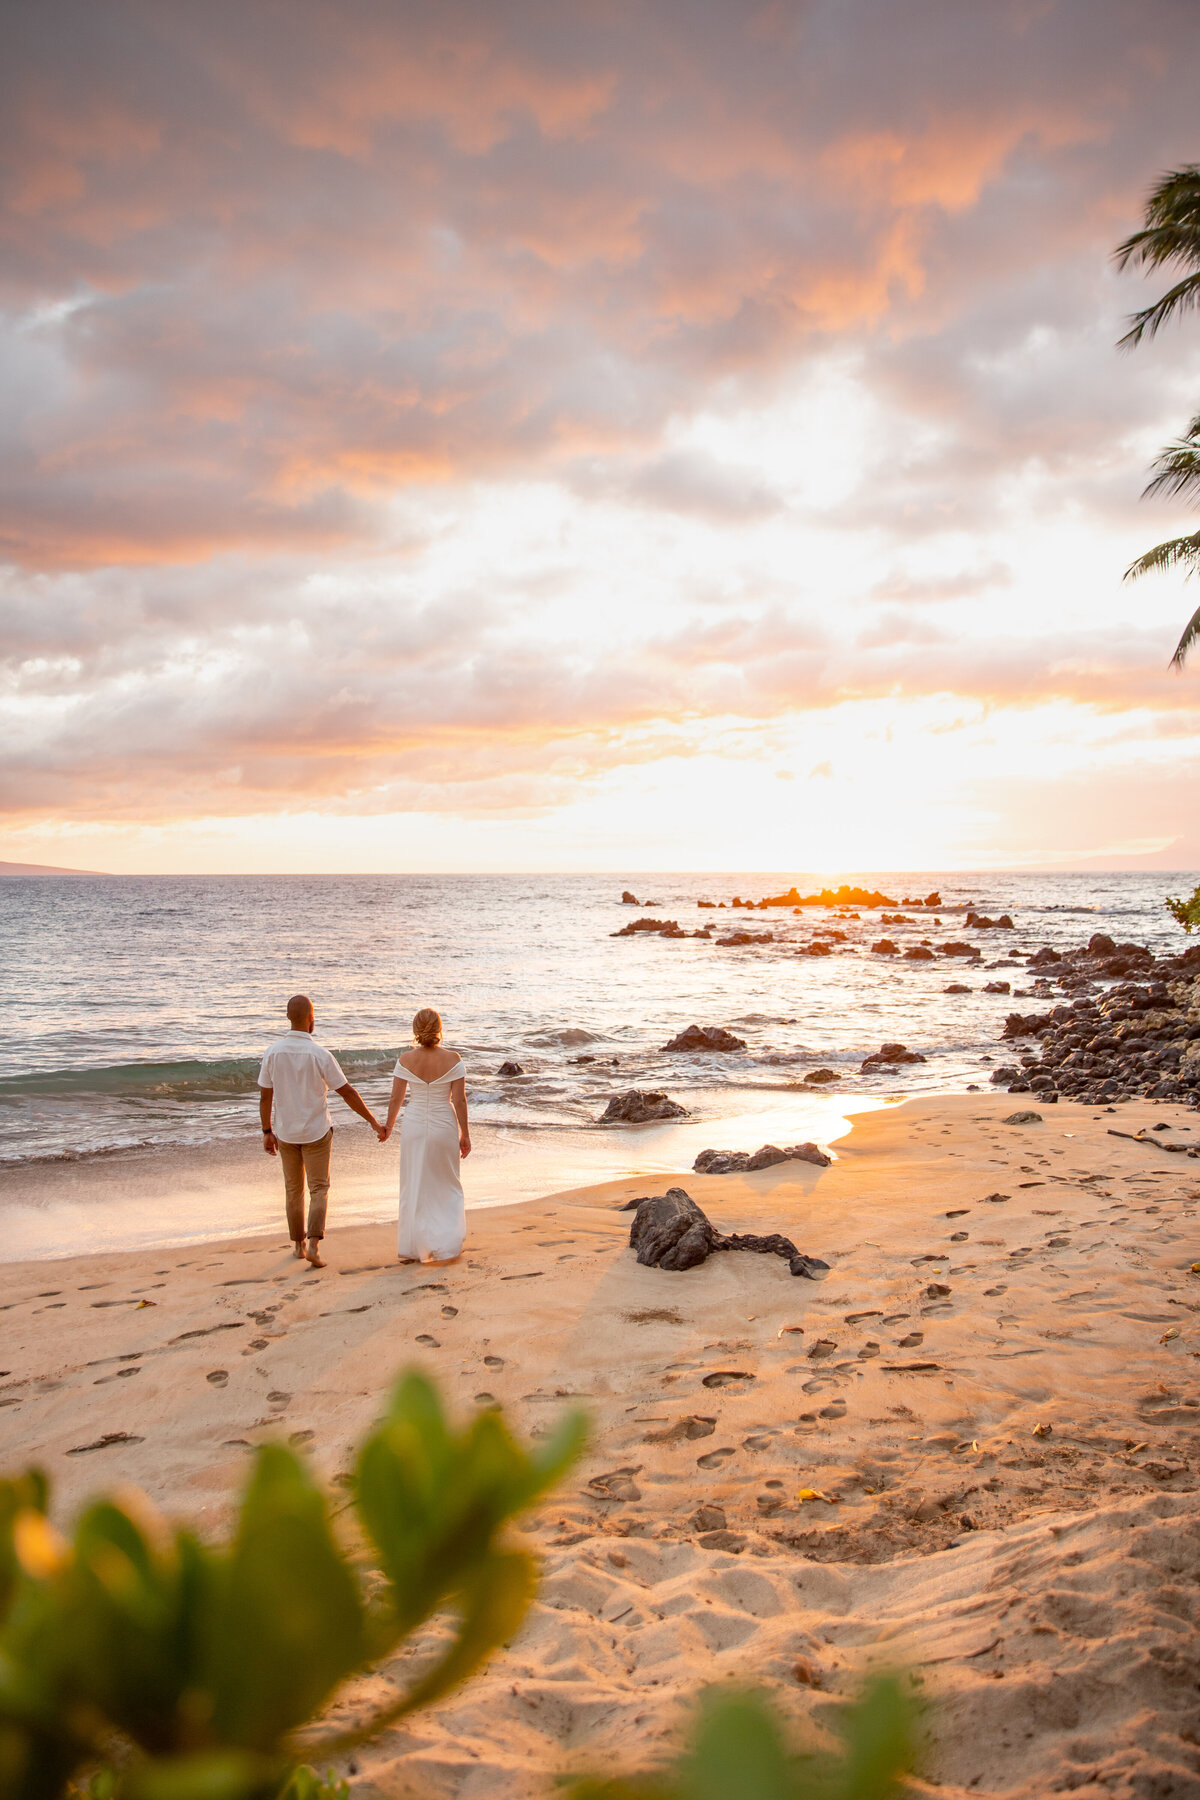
[277,1128,332,1243]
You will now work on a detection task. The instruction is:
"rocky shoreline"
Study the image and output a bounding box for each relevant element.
[989,931,1200,1106]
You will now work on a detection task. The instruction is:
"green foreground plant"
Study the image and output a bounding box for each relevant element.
[0,1371,914,1800]
[1166,884,1200,932]
[567,1679,913,1800]
[0,1370,586,1800]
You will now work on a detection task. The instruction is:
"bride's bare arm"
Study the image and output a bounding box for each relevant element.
[383,1076,406,1142]
[450,1074,471,1157]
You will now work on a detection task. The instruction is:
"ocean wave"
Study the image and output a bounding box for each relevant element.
[523,1027,601,1047]
[0,1045,401,1104]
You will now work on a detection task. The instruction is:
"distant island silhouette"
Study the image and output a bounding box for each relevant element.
[0,858,106,876]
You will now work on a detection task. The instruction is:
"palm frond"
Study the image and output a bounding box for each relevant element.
[1142,433,1200,502]
[1114,166,1200,270]
[1171,603,1200,669]
[1118,271,1200,349]
[1124,530,1200,585]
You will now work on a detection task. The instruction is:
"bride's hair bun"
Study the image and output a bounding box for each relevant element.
[412,1007,443,1048]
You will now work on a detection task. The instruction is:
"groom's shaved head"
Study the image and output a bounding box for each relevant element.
[286,994,313,1027]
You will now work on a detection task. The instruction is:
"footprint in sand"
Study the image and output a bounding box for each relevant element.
[484,1354,504,1368]
[474,1391,496,1404]
[883,1313,910,1325]
[697,1446,736,1468]
[415,1334,440,1347]
[645,1415,715,1443]
[898,1332,924,1347]
[267,1390,290,1408]
[807,1340,839,1360]
[289,1429,315,1446]
[819,1400,847,1419]
[441,1305,458,1317]
[702,1369,755,1388]
[857,1342,881,1360]
[206,1370,229,1386]
[950,1231,969,1242]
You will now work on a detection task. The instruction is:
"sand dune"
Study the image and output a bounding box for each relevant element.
[4,1093,1200,1797]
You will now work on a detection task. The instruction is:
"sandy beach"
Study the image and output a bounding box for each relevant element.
[4,1092,1200,1798]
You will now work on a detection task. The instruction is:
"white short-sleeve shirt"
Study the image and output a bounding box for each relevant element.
[258,1032,348,1144]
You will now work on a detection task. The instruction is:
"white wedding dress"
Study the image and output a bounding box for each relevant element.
[395,1055,466,1263]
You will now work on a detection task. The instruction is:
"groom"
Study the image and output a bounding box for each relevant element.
[258,994,384,1267]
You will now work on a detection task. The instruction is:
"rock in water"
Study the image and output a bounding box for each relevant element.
[497,1060,524,1076]
[803,1067,839,1083]
[621,890,639,904]
[600,1089,688,1124]
[861,1042,927,1070]
[660,1024,747,1052]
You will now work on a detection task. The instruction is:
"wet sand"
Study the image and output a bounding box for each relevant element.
[4,1093,1200,1798]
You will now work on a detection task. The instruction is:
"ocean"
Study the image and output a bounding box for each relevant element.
[0,870,1192,1256]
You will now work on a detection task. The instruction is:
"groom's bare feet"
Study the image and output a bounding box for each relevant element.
[305,1238,326,1268]
[292,1240,306,1259]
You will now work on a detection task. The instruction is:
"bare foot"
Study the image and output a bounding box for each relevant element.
[305,1240,326,1268]
[292,1240,306,1259]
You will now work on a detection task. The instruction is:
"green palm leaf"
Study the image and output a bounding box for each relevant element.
[1114,165,1200,346]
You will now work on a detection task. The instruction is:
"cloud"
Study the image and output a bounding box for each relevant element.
[3,1,1200,857]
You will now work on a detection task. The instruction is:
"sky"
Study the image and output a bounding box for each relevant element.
[3,0,1200,874]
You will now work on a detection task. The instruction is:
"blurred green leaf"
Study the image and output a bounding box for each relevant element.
[277,1766,347,1800]
[825,1677,912,1800]
[207,1447,364,1752]
[0,1476,50,1624]
[0,1369,585,1800]
[680,1691,792,1800]
[565,1674,914,1800]
[124,1749,277,1800]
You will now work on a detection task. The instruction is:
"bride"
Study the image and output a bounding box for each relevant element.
[382,1008,471,1264]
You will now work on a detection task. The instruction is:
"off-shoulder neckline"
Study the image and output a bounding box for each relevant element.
[397,1054,464,1084]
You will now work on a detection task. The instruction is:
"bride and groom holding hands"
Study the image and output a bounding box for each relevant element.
[257,995,470,1268]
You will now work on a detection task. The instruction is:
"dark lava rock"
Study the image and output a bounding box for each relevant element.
[497,1060,524,1076]
[600,1090,688,1124]
[694,1142,831,1174]
[629,1188,717,1269]
[803,1067,840,1083]
[989,964,1200,1110]
[628,1187,829,1278]
[612,916,680,937]
[1003,1111,1044,1125]
[872,938,899,955]
[941,941,981,958]
[903,946,937,961]
[716,930,774,946]
[862,1042,928,1071]
[661,1025,747,1053]
[944,983,971,994]
[983,980,1011,995]
[621,890,638,904]
[964,911,1014,930]
[756,884,898,909]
